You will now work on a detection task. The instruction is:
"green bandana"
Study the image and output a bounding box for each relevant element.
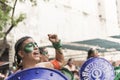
[52,40,62,50]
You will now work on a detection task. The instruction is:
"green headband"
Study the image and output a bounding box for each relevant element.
[41,51,48,55]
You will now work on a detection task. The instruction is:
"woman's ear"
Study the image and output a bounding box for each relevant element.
[18,51,24,58]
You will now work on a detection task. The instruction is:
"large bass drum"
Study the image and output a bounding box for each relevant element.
[80,57,115,80]
[6,67,68,80]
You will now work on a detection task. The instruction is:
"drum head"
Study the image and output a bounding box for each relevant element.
[80,57,115,80]
[6,67,68,80]
[60,68,74,80]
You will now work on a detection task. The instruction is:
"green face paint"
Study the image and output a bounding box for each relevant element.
[24,42,38,53]
[41,51,48,55]
[39,47,48,55]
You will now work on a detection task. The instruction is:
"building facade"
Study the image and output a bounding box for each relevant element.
[7,0,120,66]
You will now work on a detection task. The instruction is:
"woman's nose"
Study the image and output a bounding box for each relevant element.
[34,45,38,50]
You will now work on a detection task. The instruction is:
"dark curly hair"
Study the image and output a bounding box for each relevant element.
[14,36,31,69]
[87,48,98,59]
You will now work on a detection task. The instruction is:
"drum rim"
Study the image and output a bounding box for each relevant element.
[6,67,69,80]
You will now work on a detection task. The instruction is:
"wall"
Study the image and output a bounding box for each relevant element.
[9,0,120,43]
[8,0,120,63]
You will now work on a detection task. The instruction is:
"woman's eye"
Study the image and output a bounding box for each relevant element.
[27,43,33,47]
[34,42,38,47]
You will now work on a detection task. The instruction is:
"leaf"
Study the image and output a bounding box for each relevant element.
[12,13,26,26]
[30,0,37,6]
[0,26,3,31]
[0,32,4,38]
[16,13,26,23]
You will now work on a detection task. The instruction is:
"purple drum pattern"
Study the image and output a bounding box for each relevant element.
[80,57,115,80]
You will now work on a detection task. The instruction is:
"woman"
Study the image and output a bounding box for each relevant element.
[39,46,49,62]
[64,58,79,80]
[87,48,99,60]
[14,34,64,71]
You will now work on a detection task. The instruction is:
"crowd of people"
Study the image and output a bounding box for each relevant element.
[0,34,118,80]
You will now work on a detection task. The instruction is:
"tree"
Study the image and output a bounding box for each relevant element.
[0,0,37,60]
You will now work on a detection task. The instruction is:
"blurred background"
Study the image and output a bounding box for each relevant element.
[1,0,120,79]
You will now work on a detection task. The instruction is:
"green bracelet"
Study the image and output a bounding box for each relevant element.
[52,40,62,50]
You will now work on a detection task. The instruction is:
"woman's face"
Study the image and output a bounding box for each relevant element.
[40,54,49,62]
[92,51,99,58]
[69,59,74,65]
[20,38,40,62]
[40,48,49,62]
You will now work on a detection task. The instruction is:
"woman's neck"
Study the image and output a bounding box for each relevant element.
[22,60,38,69]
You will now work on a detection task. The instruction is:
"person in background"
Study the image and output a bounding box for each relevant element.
[64,58,79,80]
[0,73,5,79]
[38,43,64,70]
[87,48,99,60]
[4,66,16,79]
[112,61,117,67]
[64,58,76,72]
[14,34,64,72]
[39,46,49,62]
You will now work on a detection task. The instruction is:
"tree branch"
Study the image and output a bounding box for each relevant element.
[5,0,18,37]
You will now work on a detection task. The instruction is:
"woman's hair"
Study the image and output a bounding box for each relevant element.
[39,47,47,54]
[87,48,98,59]
[14,36,31,69]
[67,58,73,65]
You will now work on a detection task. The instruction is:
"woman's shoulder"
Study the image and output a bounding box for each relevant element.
[36,62,54,69]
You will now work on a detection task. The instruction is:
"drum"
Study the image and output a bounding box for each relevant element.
[80,57,115,80]
[6,67,68,80]
[60,67,74,80]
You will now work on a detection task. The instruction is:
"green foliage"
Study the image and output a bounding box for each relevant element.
[13,14,26,26]
[0,8,10,21]
[1,0,8,2]
[19,0,37,6]
[0,0,37,38]
[30,0,37,6]
[0,32,5,38]
[0,1,11,38]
